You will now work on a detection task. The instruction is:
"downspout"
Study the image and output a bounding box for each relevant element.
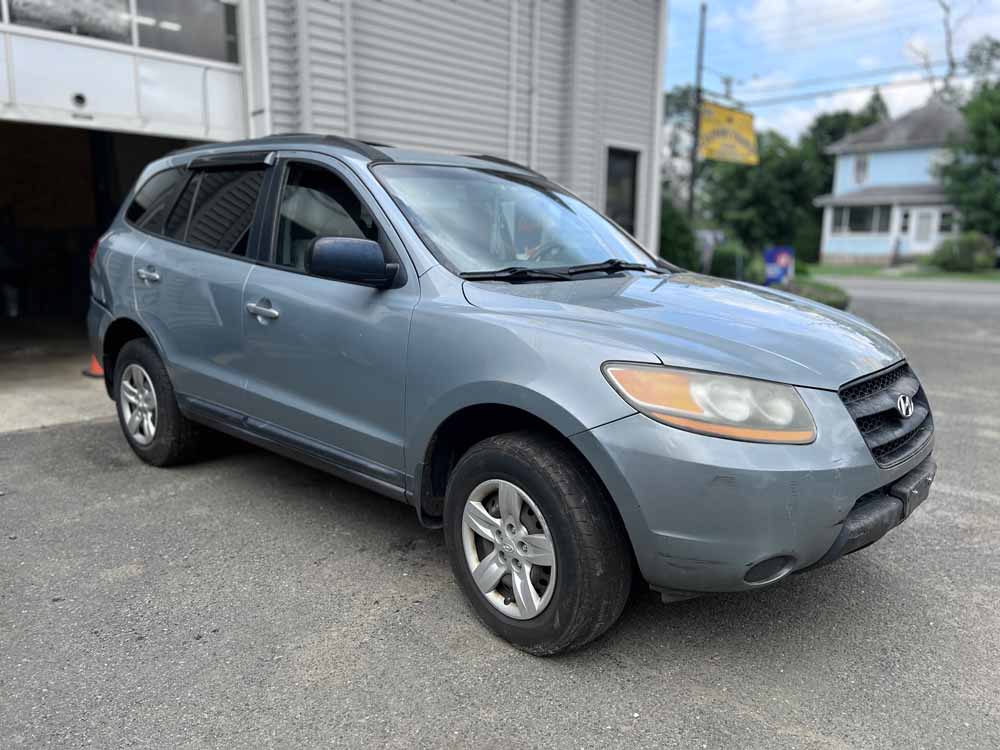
[344,0,355,137]
[528,0,541,169]
[295,0,313,131]
[647,0,668,253]
[564,0,584,189]
[255,0,274,134]
[506,0,519,159]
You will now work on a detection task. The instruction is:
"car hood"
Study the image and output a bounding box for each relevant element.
[462,272,902,390]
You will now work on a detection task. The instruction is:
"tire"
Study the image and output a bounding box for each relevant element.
[443,430,633,655]
[113,338,205,467]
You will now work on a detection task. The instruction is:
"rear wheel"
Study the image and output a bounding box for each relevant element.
[443,430,632,655]
[113,339,205,466]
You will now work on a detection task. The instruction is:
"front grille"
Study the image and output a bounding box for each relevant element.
[839,362,933,467]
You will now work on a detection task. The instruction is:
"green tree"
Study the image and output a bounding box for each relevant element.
[939,83,1000,240]
[700,131,813,252]
[658,185,699,269]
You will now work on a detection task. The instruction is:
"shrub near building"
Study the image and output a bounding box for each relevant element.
[929,231,996,272]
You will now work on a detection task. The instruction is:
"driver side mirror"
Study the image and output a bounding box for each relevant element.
[306,237,399,289]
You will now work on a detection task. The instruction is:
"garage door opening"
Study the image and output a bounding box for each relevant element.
[0,121,194,430]
[0,121,194,323]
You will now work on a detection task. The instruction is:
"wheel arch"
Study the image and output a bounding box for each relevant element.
[101,316,159,397]
[413,398,633,564]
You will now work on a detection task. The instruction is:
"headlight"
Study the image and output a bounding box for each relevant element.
[603,363,816,444]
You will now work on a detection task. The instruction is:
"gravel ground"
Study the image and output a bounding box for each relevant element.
[2,277,998,749]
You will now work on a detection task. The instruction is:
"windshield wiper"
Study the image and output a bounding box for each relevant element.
[562,258,668,276]
[460,266,573,282]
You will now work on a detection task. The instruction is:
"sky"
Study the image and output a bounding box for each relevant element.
[664,0,1000,140]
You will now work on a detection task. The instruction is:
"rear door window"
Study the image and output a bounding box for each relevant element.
[126,168,185,232]
[163,167,266,256]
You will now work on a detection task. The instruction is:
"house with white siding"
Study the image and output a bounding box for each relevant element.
[814,101,966,263]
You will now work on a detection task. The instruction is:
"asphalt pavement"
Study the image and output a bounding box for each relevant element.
[2,276,998,749]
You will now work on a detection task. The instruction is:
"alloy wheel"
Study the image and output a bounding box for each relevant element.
[119,363,158,446]
[461,479,556,620]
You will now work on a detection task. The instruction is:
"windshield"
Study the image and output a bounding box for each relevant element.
[373,164,659,274]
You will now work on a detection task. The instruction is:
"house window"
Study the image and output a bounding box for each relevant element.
[832,207,848,233]
[901,210,910,233]
[832,205,892,234]
[854,154,869,184]
[939,211,956,234]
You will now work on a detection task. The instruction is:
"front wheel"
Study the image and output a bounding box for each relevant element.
[443,431,633,655]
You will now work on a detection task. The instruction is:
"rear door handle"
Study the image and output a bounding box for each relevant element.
[246,300,280,321]
[136,267,160,283]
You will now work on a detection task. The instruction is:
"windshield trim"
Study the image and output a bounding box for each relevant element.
[369,162,677,278]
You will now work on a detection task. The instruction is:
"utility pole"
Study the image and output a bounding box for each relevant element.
[687,1,707,219]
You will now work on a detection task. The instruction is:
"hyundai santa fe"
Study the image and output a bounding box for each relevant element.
[88,135,937,655]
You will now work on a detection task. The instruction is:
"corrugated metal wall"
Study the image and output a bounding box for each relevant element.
[261,0,662,245]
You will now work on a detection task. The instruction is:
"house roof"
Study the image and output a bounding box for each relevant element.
[826,100,966,155]
[814,184,951,207]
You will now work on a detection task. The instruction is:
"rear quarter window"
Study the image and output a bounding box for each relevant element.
[126,168,185,232]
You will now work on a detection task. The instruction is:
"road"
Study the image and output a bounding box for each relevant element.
[2,277,998,749]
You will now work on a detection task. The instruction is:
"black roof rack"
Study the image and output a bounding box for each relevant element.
[463,154,544,177]
[168,134,393,162]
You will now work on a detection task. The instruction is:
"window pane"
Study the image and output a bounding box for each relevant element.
[939,211,954,233]
[10,0,132,43]
[137,0,239,63]
[275,164,381,270]
[605,148,638,234]
[186,168,264,254]
[164,174,199,241]
[833,207,846,232]
[876,205,891,233]
[127,168,185,232]
[848,206,874,232]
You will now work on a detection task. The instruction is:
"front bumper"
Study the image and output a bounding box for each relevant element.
[571,387,935,595]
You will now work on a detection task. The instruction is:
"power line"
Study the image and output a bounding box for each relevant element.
[735,61,948,96]
[741,74,959,108]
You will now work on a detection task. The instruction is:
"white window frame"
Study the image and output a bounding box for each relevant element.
[831,204,892,235]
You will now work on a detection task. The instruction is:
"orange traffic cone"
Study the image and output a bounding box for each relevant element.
[82,354,104,378]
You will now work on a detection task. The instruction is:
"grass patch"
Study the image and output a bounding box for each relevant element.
[807,263,1000,281]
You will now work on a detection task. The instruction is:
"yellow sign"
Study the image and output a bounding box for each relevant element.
[698,102,759,165]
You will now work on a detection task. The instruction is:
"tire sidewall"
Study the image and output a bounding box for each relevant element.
[113,340,178,466]
[444,443,590,651]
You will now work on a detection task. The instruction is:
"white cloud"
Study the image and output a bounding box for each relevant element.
[708,10,734,31]
[739,0,892,52]
[857,55,881,70]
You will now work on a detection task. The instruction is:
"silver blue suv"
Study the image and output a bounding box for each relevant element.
[89,135,936,655]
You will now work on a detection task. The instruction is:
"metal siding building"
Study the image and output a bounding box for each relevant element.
[259,0,666,250]
[0,1,665,324]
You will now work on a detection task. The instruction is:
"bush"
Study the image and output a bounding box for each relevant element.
[709,240,750,280]
[787,279,850,310]
[658,195,699,270]
[929,231,995,272]
[744,253,766,285]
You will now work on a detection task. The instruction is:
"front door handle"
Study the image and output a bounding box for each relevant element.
[136,267,160,283]
[246,300,280,322]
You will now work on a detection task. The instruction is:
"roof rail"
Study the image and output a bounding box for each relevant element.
[463,154,544,177]
[167,134,393,163]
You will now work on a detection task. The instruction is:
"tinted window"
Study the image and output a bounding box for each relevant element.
[127,168,185,232]
[164,168,264,255]
[274,163,381,270]
[164,174,199,240]
[187,168,264,255]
